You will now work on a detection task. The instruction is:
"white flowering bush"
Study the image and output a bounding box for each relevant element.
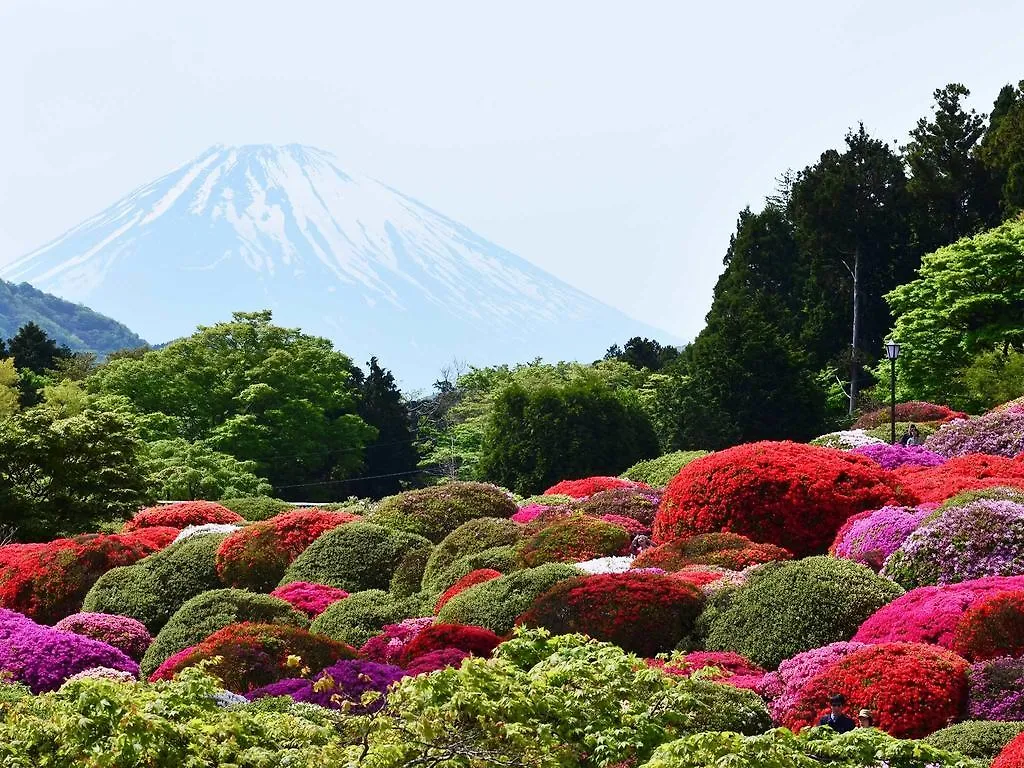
[172,523,242,544]
[810,429,885,450]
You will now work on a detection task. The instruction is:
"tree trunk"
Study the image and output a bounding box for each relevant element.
[849,248,860,416]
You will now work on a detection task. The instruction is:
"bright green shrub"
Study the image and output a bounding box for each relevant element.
[518,494,574,507]
[217,497,293,521]
[81,534,228,633]
[279,522,431,593]
[437,563,580,635]
[621,451,710,488]
[698,556,904,669]
[925,720,1024,763]
[141,589,308,676]
[370,482,517,542]
[517,516,631,566]
[309,590,422,647]
[421,518,521,588]
[424,545,521,596]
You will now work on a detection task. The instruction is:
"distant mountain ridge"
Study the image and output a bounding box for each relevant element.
[0,279,147,354]
[2,144,678,387]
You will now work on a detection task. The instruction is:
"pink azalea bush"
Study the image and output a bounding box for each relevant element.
[760,641,868,721]
[832,505,931,571]
[511,504,549,524]
[360,617,435,665]
[852,443,947,470]
[53,612,153,661]
[269,582,349,618]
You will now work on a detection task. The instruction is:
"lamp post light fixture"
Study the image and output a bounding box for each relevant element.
[884,341,901,445]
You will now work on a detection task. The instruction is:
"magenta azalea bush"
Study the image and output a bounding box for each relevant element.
[926,409,1024,458]
[968,656,1024,721]
[403,647,469,676]
[833,506,931,571]
[269,582,349,618]
[852,443,947,470]
[760,641,868,721]
[511,505,549,524]
[53,612,153,661]
[360,617,435,665]
[245,659,404,712]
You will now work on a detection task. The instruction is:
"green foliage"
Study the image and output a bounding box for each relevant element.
[309,589,422,647]
[603,337,681,371]
[925,720,1024,762]
[388,542,433,598]
[517,516,631,566]
[143,438,273,500]
[370,482,517,542]
[0,358,20,418]
[697,556,904,669]
[978,80,1024,217]
[141,588,308,676]
[437,563,580,634]
[421,517,521,589]
[218,496,294,521]
[621,450,710,487]
[961,347,1024,412]
[280,521,431,593]
[423,544,522,596]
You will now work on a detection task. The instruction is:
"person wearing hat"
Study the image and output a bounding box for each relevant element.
[818,693,856,733]
[857,709,874,728]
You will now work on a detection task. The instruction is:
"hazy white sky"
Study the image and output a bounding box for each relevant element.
[2,0,1022,342]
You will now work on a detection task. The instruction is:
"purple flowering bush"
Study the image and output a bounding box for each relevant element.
[53,612,153,661]
[0,608,139,692]
[968,656,1024,721]
[245,659,405,712]
[833,506,931,571]
[359,617,434,665]
[882,499,1024,588]
[760,641,868,722]
[852,443,947,470]
[926,409,1024,458]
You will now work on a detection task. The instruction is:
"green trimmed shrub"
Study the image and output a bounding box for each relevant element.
[309,590,422,647]
[925,721,1024,763]
[687,679,772,735]
[697,556,904,669]
[370,482,517,542]
[517,516,630,566]
[388,543,434,598]
[81,534,228,633]
[518,494,574,508]
[280,522,431,593]
[421,518,521,588]
[141,588,308,676]
[424,545,522,596]
[621,451,710,488]
[437,563,580,635]
[217,497,293,521]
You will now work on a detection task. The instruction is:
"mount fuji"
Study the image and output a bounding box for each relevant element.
[2,144,678,388]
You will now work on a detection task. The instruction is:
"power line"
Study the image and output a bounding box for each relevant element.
[272,468,434,490]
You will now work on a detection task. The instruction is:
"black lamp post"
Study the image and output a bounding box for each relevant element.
[884,340,901,444]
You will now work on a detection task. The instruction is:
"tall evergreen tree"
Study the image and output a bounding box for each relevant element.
[978,80,1024,217]
[7,322,70,374]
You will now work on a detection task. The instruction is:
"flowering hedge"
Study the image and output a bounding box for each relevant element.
[371,482,517,543]
[571,489,661,527]
[894,454,1024,503]
[404,648,470,676]
[851,443,947,470]
[246,659,405,712]
[883,499,1024,588]
[517,516,631,566]
[952,590,1024,660]
[359,617,435,665]
[517,572,704,656]
[127,526,181,549]
[994,730,1024,768]
[215,509,359,591]
[653,442,908,556]
[269,582,349,618]
[782,642,969,739]
[544,477,648,498]
[699,557,904,669]
[122,501,243,532]
[831,505,930,571]
[420,518,520,592]
[854,401,966,429]
[760,641,868,721]
[401,623,502,664]
[633,532,792,572]
[927,408,1024,458]
[809,429,885,450]
[53,612,152,661]
[434,569,502,613]
[968,657,1024,721]
[149,622,356,692]
[620,451,710,488]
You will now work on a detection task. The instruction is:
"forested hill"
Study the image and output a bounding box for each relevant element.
[0,279,147,355]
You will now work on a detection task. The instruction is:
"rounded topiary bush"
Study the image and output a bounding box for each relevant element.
[517,516,631,566]
[782,642,969,739]
[269,582,349,618]
[894,454,1024,503]
[421,518,521,590]
[148,622,356,692]
[809,429,885,450]
[141,588,308,676]
[279,522,431,593]
[370,482,517,543]
[309,590,422,647]
[926,721,1024,764]
[698,556,904,669]
[434,569,502,613]
[759,641,868,722]
[571,488,661,527]
[953,590,1024,661]
[968,657,1024,721]
[52,612,152,661]
[544,477,647,498]
[359,618,434,665]
[620,451,710,488]
[123,501,242,532]
[831,505,931,571]
[401,623,502,664]
[217,497,293,521]
[653,442,907,556]
[425,545,521,596]
[518,572,704,656]
[216,509,359,591]
[632,532,792,572]
[927,409,1024,459]
[437,563,580,635]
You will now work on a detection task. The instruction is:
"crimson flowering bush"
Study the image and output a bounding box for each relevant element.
[401,623,502,664]
[653,442,909,556]
[517,572,704,656]
[952,590,1024,660]
[571,488,661,527]
[831,505,931,571]
[403,647,469,676]
[760,641,867,722]
[359,618,435,665]
[148,622,356,692]
[673,567,730,589]
[216,509,359,591]
[53,612,152,661]
[0,608,139,692]
[245,659,404,712]
[927,408,1024,458]
[632,532,792,572]
[852,443,947,470]
[123,501,243,532]
[434,569,502,613]
[544,477,649,498]
[894,454,1024,503]
[269,582,349,618]
[968,657,1024,721]
[783,642,969,739]
[994,732,1024,768]
[517,516,631,566]
[854,401,966,429]
[125,526,181,549]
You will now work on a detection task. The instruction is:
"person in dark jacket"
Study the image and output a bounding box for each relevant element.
[818,694,856,733]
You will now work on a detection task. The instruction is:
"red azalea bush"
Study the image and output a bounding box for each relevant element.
[216,509,359,591]
[952,590,1024,661]
[994,732,1024,768]
[894,454,1024,503]
[673,567,730,589]
[632,532,793,572]
[123,501,243,532]
[401,623,502,664]
[853,576,1024,649]
[148,622,356,692]
[53,612,153,660]
[544,477,648,499]
[783,642,969,739]
[359,618,435,665]
[854,402,967,429]
[517,516,631,566]
[652,442,909,556]
[434,569,502,613]
[269,582,349,618]
[124,526,181,549]
[403,647,470,676]
[517,572,704,656]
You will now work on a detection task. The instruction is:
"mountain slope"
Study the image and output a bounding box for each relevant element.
[0,279,147,354]
[2,144,677,387]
